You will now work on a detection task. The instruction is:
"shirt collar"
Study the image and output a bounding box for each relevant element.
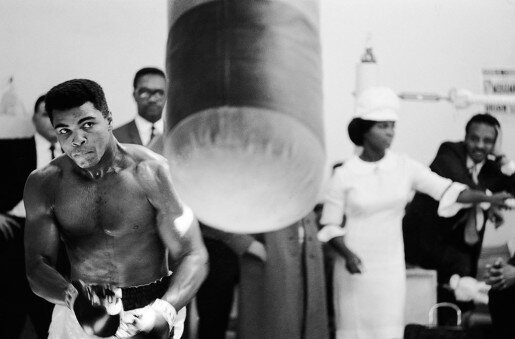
[466,156,485,173]
[134,115,163,145]
[350,150,397,173]
[134,115,163,133]
[34,132,55,148]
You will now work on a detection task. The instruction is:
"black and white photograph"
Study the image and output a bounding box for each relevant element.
[1,1,515,338]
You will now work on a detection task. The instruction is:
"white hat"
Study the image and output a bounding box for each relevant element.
[355,87,399,121]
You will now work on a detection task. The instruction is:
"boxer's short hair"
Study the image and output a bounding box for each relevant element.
[45,79,110,123]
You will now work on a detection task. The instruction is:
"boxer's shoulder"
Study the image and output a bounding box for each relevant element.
[119,144,168,175]
[27,159,63,187]
[25,162,62,207]
[133,158,171,193]
[119,143,167,165]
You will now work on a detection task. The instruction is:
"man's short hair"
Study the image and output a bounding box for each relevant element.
[465,113,500,136]
[133,67,166,89]
[347,118,376,146]
[45,79,110,122]
[34,94,46,114]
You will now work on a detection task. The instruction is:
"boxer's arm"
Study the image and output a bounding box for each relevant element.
[160,217,208,310]
[24,170,71,305]
[139,159,209,311]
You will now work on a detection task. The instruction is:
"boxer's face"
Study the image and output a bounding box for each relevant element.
[133,74,166,124]
[52,102,112,169]
[465,122,496,164]
[363,121,395,151]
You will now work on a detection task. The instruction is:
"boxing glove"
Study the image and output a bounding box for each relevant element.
[67,281,122,337]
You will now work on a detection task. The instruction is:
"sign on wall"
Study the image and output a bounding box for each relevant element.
[483,68,515,114]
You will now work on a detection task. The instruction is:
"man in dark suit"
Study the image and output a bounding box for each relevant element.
[1,95,56,339]
[403,113,515,317]
[0,136,37,339]
[113,67,166,146]
[200,211,329,339]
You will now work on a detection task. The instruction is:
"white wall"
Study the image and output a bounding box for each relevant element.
[3,0,514,164]
[0,0,167,127]
[2,0,515,245]
[321,0,515,165]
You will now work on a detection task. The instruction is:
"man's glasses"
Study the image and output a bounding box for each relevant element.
[136,88,165,100]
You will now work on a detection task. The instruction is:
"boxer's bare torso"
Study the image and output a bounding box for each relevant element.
[24,99,206,301]
[43,145,169,286]
[24,97,207,338]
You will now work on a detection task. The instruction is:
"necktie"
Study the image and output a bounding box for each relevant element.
[470,163,479,185]
[49,143,56,160]
[464,164,483,245]
[149,124,156,145]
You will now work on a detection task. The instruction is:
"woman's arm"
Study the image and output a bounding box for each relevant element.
[328,236,363,274]
[456,189,512,207]
[408,156,513,215]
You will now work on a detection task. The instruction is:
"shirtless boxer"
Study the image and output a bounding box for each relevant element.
[24,79,208,338]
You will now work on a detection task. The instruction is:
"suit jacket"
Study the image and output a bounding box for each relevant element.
[403,141,515,283]
[238,212,329,339]
[202,213,329,339]
[0,137,36,212]
[113,120,142,145]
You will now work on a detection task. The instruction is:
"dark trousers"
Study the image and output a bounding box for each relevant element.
[0,216,53,339]
[196,238,239,339]
[489,285,515,338]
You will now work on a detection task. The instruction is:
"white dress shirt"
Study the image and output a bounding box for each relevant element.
[35,133,63,168]
[8,133,63,217]
[466,156,485,183]
[135,115,163,146]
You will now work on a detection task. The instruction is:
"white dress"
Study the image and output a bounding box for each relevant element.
[320,151,465,339]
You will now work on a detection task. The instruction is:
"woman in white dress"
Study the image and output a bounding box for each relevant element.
[318,87,512,339]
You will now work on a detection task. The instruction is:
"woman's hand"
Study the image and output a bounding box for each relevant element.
[328,236,364,274]
[342,250,364,274]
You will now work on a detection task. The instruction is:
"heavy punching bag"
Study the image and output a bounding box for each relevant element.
[165,0,325,233]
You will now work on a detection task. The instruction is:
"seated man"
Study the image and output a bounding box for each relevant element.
[403,113,515,318]
[24,79,208,338]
